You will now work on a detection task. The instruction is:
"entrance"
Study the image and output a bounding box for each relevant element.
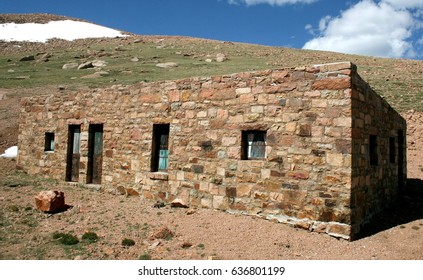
[66,125,81,182]
[87,124,103,184]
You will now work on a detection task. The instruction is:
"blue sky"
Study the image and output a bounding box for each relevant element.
[1,0,422,59]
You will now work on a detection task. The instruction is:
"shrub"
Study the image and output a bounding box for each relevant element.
[52,232,79,245]
[139,253,151,260]
[122,238,135,247]
[82,232,99,243]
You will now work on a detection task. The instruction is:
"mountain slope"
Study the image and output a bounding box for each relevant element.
[0,13,422,112]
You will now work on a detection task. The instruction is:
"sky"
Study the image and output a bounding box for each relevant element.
[1,0,422,59]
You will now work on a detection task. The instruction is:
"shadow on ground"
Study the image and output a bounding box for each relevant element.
[357,178,423,239]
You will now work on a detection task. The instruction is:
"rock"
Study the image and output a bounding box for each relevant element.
[125,188,140,196]
[92,60,107,67]
[130,57,140,62]
[78,61,94,70]
[148,241,161,250]
[205,59,213,63]
[14,76,30,80]
[181,242,193,249]
[62,62,78,70]
[34,190,65,213]
[153,201,165,208]
[171,198,189,208]
[117,186,126,195]
[216,53,227,62]
[149,226,174,240]
[20,55,35,61]
[186,209,196,215]
[156,62,178,68]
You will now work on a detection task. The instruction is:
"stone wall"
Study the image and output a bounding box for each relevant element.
[18,62,406,240]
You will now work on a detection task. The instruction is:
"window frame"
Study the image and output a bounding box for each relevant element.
[241,130,267,160]
[151,124,170,172]
[44,132,55,152]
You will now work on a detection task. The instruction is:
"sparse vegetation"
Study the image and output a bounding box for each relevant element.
[82,231,99,243]
[139,252,151,260]
[121,238,135,247]
[52,232,79,245]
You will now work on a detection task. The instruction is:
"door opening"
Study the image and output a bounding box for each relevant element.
[66,125,81,182]
[87,124,103,184]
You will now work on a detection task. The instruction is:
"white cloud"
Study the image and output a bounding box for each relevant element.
[229,0,317,6]
[382,0,423,9]
[303,1,422,58]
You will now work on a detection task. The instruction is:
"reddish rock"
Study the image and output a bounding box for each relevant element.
[312,77,351,90]
[34,190,65,213]
[126,188,140,196]
[150,226,174,240]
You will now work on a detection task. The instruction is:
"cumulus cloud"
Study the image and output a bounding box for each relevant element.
[228,0,317,6]
[303,0,423,58]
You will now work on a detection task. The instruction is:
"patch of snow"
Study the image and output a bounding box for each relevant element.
[0,146,18,158]
[0,20,127,43]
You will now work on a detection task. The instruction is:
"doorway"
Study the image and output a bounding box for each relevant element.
[87,124,103,184]
[66,125,81,182]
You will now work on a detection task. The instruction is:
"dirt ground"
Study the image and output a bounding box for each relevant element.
[0,93,422,259]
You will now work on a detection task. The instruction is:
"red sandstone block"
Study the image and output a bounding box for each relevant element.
[312,77,351,90]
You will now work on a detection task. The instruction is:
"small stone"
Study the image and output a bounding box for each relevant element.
[149,241,161,250]
[171,198,189,208]
[34,190,65,213]
[181,242,193,249]
[131,57,140,62]
[205,59,213,63]
[126,188,140,196]
[149,226,174,240]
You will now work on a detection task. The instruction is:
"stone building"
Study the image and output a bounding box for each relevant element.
[18,62,406,240]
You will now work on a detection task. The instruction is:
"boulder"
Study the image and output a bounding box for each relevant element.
[216,53,227,62]
[92,60,107,67]
[156,62,178,68]
[62,62,78,70]
[34,190,65,213]
[78,61,94,70]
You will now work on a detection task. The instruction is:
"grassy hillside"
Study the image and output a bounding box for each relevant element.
[1,34,422,112]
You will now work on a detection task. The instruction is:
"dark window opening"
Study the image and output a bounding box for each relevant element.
[44,132,55,152]
[389,137,395,164]
[151,124,169,172]
[369,135,378,166]
[241,130,266,160]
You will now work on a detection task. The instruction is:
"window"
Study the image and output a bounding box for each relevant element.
[44,132,55,152]
[151,124,169,172]
[389,137,395,164]
[241,130,266,160]
[369,135,378,166]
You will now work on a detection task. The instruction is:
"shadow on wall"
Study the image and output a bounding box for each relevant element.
[356,178,423,240]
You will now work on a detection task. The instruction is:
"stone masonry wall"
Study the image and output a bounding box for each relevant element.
[18,62,406,240]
